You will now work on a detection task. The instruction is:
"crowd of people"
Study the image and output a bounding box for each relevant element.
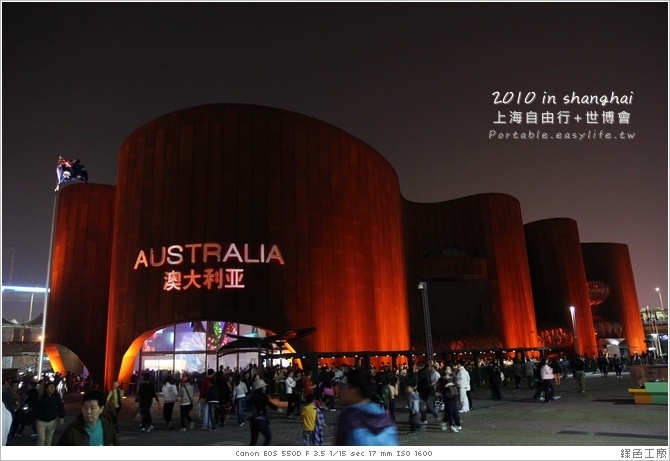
[0,350,653,446]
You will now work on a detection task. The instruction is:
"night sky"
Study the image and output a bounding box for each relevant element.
[2,3,667,322]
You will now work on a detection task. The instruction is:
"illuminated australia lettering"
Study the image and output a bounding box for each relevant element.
[134,243,284,268]
[133,243,284,291]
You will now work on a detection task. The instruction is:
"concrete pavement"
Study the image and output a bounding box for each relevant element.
[7,372,668,447]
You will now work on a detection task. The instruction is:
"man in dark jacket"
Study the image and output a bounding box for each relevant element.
[248,379,284,445]
[137,372,161,432]
[416,363,438,423]
[58,390,119,446]
[485,360,503,400]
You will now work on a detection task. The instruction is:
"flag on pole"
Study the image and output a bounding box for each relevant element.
[56,157,88,190]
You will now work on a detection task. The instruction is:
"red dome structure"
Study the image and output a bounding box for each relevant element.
[587,280,611,307]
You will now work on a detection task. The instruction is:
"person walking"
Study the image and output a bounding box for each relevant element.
[571,355,587,393]
[285,371,297,417]
[406,384,422,435]
[105,381,124,435]
[204,374,220,431]
[455,361,471,412]
[198,369,214,430]
[416,363,438,424]
[233,375,249,427]
[34,382,65,445]
[439,367,462,433]
[58,390,119,446]
[485,360,503,401]
[248,379,283,446]
[335,370,398,446]
[334,369,397,445]
[511,359,523,389]
[137,372,161,432]
[540,358,557,403]
[2,379,20,443]
[15,381,38,438]
[178,375,195,431]
[161,376,178,430]
[301,393,317,445]
[612,354,623,378]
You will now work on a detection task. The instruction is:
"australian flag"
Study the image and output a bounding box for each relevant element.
[56,157,88,190]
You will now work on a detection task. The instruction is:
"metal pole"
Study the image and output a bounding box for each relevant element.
[28,292,35,322]
[38,191,59,378]
[569,306,579,354]
[9,247,14,283]
[419,282,433,364]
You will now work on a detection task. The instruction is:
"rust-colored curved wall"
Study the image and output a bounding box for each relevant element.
[403,193,539,349]
[524,218,597,356]
[47,183,116,384]
[106,104,410,386]
[581,243,646,353]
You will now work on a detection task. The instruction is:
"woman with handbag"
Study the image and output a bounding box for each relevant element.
[178,375,195,431]
[35,382,65,445]
[439,366,462,433]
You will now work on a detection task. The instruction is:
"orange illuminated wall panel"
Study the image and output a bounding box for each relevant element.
[105,104,410,387]
[581,243,646,353]
[403,193,539,349]
[46,183,116,383]
[524,218,598,356]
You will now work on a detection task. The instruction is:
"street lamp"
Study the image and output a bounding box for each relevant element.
[569,306,579,354]
[418,282,434,364]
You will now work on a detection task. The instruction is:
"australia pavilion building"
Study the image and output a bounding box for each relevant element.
[41,104,645,391]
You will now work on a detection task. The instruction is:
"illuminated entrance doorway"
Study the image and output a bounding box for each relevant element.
[133,320,271,377]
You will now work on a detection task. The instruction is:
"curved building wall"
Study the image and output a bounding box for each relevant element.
[524,218,597,356]
[403,193,538,349]
[581,243,646,353]
[106,104,410,386]
[47,183,116,383]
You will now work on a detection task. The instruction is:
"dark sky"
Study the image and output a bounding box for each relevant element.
[2,3,668,321]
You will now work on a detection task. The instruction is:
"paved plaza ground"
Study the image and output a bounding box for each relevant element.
[7,372,668,448]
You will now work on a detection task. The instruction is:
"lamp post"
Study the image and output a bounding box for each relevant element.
[9,246,14,283]
[569,306,579,354]
[418,282,433,364]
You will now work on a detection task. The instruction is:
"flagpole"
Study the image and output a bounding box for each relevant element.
[37,187,59,379]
